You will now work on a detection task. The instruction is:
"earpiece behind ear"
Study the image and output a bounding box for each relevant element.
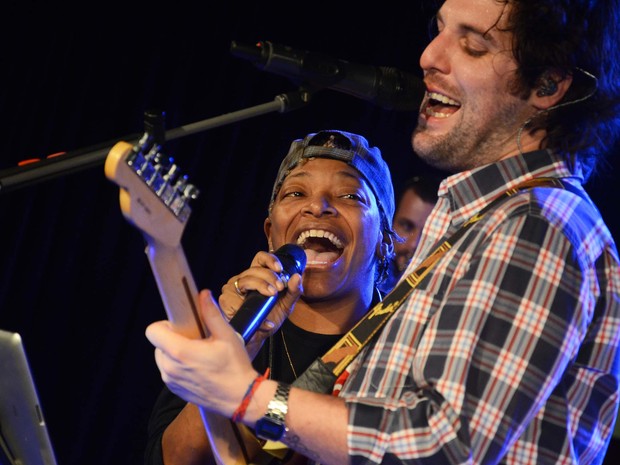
[536,76,558,97]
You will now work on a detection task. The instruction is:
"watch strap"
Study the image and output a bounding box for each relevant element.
[255,382,291,441]
[265,382,291,423]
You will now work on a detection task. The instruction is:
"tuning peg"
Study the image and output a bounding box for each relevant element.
[182,183,200,200]
[154,163,181,202]
[163,163,180,184]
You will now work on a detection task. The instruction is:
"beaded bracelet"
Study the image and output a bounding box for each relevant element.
[232,368,271,423]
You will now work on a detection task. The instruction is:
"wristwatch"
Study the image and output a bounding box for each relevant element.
[255,382,291,441]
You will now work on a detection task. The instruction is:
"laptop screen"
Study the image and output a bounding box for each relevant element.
[0,329,58,465]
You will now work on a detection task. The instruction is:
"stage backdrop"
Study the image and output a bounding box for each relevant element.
[1,3,618,464]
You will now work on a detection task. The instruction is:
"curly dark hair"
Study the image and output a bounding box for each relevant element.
[427,0,620,179]
[507,0,620,179]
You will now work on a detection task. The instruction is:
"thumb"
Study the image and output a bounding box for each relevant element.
[145,319,188,354]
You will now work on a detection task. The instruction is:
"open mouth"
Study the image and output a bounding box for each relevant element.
[423,91,461,118]
[296,229,344,265]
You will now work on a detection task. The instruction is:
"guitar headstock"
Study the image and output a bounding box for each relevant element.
[104,138,200,247]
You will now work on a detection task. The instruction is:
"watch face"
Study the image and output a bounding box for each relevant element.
[255,417,286,441]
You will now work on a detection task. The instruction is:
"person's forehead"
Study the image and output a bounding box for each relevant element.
[438,0,512,40]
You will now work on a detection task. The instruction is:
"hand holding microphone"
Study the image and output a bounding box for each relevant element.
[226,244,306,344]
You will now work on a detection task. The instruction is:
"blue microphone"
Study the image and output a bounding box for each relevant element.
[229,244,306,344]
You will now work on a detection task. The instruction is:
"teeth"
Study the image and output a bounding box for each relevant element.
[426,108,452,118]
[427,92,460,106]
[297,229,344,249]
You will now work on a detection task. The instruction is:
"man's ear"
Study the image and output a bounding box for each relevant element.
[531,71,573,110]
[264,217,274,252]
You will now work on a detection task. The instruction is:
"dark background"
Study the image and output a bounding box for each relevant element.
[0,2,618,464]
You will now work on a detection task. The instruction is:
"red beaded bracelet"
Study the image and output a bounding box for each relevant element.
[232,368,271,423]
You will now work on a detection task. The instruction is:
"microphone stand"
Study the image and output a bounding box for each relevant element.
[0,89,311,195]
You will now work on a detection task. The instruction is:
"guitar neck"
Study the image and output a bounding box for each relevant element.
[105,138,259,464]
[144,239,255,465]
[144,239,207,339]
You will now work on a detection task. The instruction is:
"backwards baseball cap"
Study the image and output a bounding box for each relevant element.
[270,130,395,231]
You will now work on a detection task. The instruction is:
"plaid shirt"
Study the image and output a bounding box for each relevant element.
[340,150,620,464]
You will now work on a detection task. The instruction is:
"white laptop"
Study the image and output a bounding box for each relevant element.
[0,329,58,465]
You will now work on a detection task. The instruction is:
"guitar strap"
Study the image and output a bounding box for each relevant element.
[292,176,567,394]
